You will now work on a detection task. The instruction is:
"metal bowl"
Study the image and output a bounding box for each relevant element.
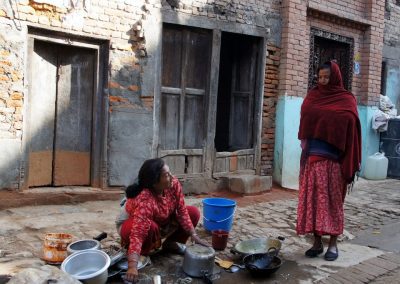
[233,238,282,256]
[61,250,111,284]
[67,239,101,255]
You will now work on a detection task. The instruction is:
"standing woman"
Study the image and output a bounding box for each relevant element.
[297,61,361,261]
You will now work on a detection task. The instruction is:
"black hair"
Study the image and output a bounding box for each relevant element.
[317,62,331,74]
[125,158,165,198]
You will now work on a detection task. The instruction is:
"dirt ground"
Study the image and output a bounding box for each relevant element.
[194,184,298,207]
[0,183,297,210]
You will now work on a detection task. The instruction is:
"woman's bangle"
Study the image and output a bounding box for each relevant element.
[191,233,198,237]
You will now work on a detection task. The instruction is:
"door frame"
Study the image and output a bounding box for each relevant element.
[154,13,268,178]
[213,33,266,176]
[21,27,109,189]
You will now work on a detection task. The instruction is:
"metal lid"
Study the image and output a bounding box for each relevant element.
[186,244,215,258]
[67,239,101,255]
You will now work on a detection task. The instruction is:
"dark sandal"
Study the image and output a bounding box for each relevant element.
[305,243,324,257]
[324,247,338,261]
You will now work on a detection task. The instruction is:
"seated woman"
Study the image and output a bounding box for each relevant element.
[116,158,209,283]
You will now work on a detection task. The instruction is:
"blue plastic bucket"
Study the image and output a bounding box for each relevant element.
[202,198,236,232]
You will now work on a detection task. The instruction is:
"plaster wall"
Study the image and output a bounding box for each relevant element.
[0,23,26,189]
[108,109,153,186]
[274,96,380,189]
[273,95,303,189]
[383,45,400,113]
[0,139,21,189]
[358,106,380,176]
[386,67,400,111]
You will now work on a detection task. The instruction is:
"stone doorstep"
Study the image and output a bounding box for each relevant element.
[316,253,400,283]
[180,174,273,194]
[226,174,273,194]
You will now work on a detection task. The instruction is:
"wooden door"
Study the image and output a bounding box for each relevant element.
[53,47,94,185]
[213,33,259,176]
[159,25,211,176]
[229,40,258,150]
[28,41,58,187]
[28,41,94,187]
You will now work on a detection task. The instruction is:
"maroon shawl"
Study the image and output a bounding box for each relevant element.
[298,61,361,185]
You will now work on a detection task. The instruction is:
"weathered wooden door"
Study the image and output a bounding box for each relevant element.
[28,41,94,187]
[53,47,94,185]
[229,40,258,150]
[28,41,58,186]
[159,25,211,177]
[213,33,259,176]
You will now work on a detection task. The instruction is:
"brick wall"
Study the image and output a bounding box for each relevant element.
[0,0,153,132]
[261,45,280,176]
[385,0,400,47]
[279,0,308,98]
[279,0,384,106]
[309,0,367,19]
[0,0,281,128]
[0,28,24,140]
[161,0,281,22]
[363,0,385,106]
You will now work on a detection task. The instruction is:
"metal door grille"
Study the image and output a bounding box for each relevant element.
[309,28,354,90]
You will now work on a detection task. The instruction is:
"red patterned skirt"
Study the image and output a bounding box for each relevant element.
[296,158,345,236]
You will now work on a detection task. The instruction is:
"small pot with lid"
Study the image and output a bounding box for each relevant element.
[67,239,101,255]
[183,244,215,279]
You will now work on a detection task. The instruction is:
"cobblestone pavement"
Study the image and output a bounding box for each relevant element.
[209,178,400,260]
[315,253,400,284]
[0,178,399,283]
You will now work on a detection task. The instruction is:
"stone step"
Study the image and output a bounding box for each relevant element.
[181,175,272,194]
[224,174,272,194]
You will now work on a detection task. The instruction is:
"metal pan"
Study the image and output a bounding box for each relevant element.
[243,254,282,277]
[116,255,151,271]
[231,237,284,257]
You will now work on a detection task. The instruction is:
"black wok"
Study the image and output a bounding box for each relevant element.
[243,253,282,277]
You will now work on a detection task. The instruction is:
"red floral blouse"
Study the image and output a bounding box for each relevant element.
[125,177,193,255]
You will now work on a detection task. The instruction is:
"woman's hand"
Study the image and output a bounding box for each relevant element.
[191,233,210,247]
[125,254,139,283]
[125,266,138,283]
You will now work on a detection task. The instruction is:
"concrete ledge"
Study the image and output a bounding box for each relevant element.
[181,178,228,194]
[0,188,123,210]
[226,174,272,194]
[181,175,273,194]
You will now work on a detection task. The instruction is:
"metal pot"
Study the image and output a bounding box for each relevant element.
[182,244,215,278]
[42,233,73,264]
[61,250,111,284]
[67,239,101,255]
